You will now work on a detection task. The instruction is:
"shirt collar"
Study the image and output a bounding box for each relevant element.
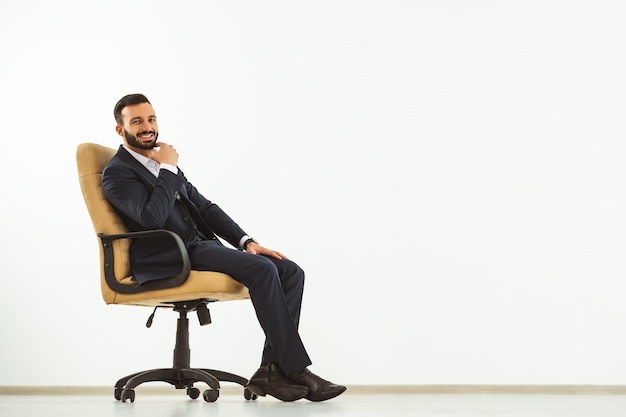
[123,145,159,177]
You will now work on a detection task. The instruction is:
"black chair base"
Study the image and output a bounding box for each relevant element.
[114,367,256,402]
[113,300,257,403]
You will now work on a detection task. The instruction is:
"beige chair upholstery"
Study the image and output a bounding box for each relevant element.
[76,142,255,403]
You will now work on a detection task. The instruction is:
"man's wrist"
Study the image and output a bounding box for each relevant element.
[243,237,258,251]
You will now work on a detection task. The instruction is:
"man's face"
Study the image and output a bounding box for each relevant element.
[116,102,159,151]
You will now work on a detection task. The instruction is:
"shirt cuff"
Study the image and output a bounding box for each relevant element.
[159,163,178,175]
[239,235,251,249]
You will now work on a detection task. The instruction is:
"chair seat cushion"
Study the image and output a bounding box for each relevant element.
[102,270,250,306]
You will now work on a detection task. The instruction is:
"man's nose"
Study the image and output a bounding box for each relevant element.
[139,121,153,131]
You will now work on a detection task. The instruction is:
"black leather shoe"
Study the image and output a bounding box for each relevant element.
[287,368,347,402]
[245,363,309,402]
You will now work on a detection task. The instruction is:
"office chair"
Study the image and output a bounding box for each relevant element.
[76,142,256,403]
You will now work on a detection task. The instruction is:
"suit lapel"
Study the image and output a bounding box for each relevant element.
[117,146,158,185]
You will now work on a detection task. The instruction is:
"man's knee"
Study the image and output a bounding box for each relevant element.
[249,256,305,288]
[251,256,281,279]
[292,262,305,282]
[279,259,305,285]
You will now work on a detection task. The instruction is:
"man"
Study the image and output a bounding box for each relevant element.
[102,93,346,402]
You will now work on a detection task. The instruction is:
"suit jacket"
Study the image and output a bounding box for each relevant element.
[102,145,247,284]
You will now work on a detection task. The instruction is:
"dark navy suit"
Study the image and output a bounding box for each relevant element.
[102,145,312,374]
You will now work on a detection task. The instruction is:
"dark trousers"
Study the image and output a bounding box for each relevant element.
[188,239,312,375]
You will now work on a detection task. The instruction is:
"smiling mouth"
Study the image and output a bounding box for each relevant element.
[138,131,155,141]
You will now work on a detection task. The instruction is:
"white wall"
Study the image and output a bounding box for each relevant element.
[1,0,626,386]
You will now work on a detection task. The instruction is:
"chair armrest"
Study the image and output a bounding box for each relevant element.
[98,229,191,294]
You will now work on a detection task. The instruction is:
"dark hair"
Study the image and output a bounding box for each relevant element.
[114,94,151,125]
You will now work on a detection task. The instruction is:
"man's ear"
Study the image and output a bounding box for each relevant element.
[115,125,124,137]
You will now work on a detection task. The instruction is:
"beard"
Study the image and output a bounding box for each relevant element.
[124,129,158,149]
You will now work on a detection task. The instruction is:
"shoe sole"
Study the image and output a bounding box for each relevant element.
[306,386,347,402]
[246,384,308,402]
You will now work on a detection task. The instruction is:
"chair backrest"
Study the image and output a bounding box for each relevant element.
[76,143,133,291]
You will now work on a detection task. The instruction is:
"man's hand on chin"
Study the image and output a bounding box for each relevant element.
[150,141,179,166]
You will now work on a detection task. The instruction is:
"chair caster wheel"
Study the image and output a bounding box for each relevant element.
[187,387,200,399]
[244,388,258,400]
[114,388,123,401]
[203,389,219,402]
[121,389,135,403]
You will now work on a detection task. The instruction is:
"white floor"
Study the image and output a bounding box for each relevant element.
[2,392,626,417]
